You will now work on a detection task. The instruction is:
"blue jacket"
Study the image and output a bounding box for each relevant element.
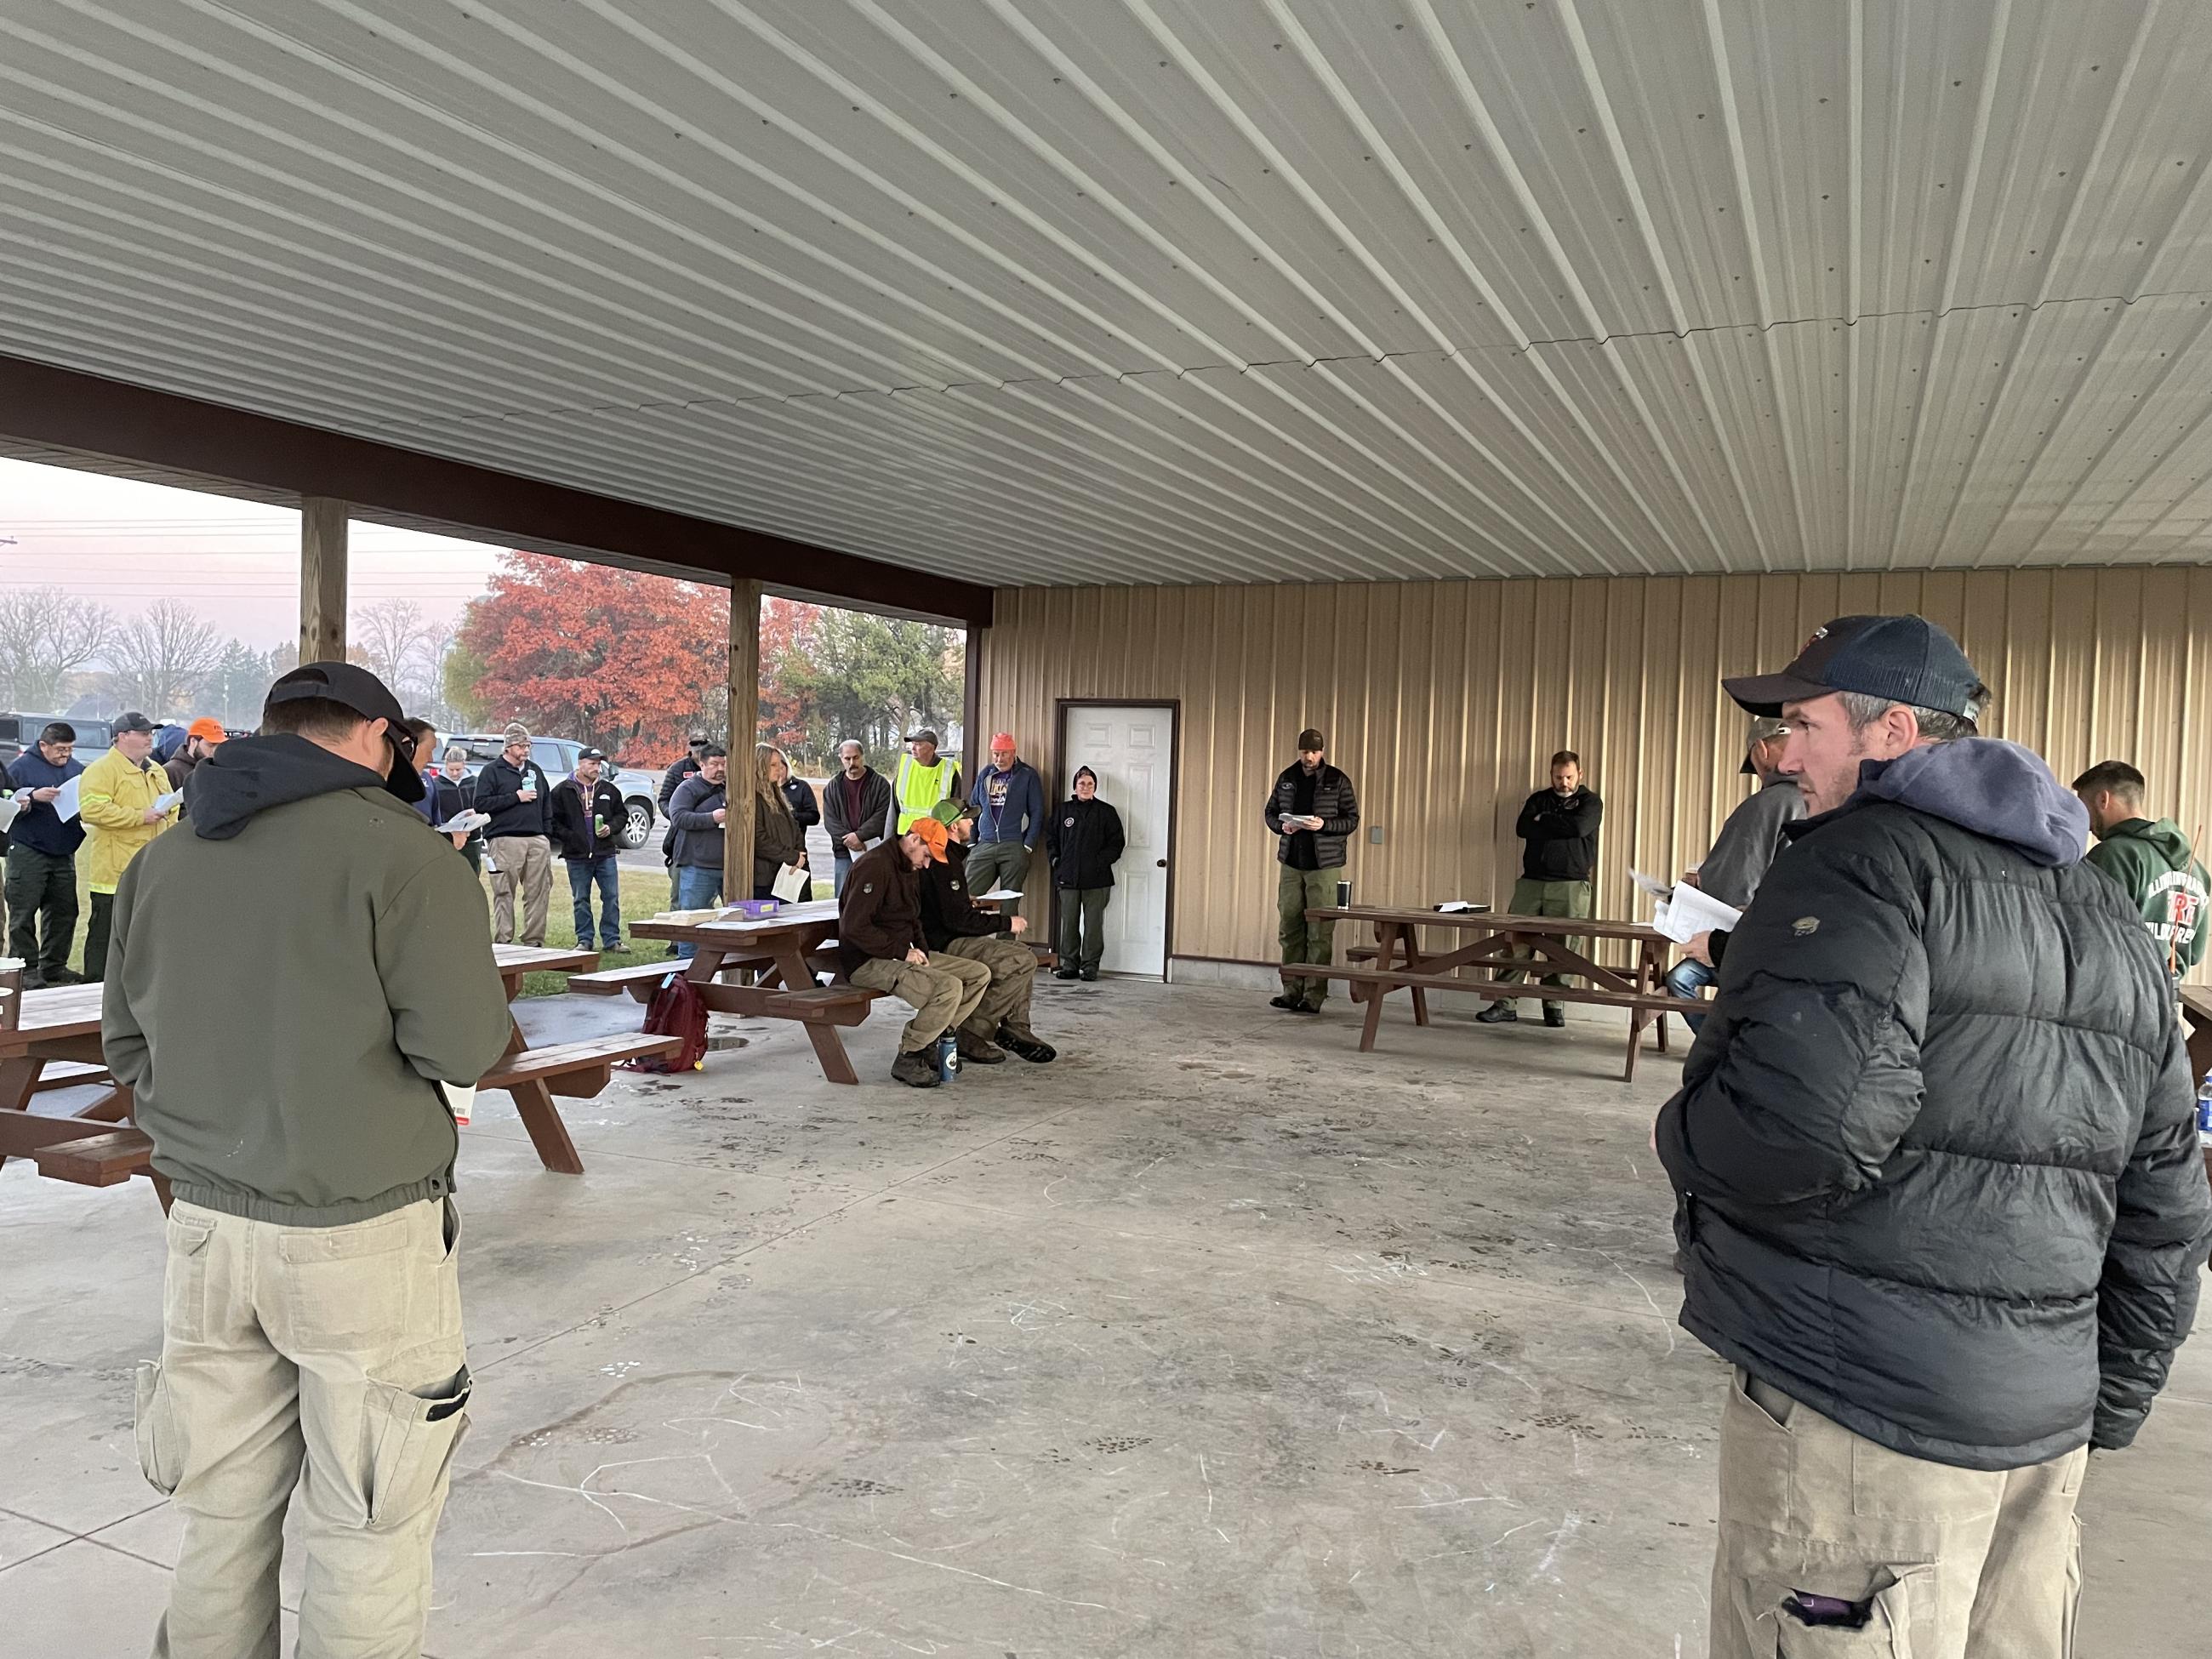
[6,750,88,858]
[968,760,1044,847]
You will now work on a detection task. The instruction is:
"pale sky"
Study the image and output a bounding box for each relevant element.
[0,456,510,649]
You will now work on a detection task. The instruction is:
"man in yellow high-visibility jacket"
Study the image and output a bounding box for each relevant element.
[893,728,961,834]
[79,710,179,981]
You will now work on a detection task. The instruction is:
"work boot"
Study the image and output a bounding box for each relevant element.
[1268,994,1303,1012]
[956,1029,1008,1065]
[43,966,82,985]
[891,1049,941,1088]
[1542,1004,1567,1029]
[998,1021,1058,1063]
[1052,966,1080,980]
[1475,1001,1517,1024]
[1079,966,1100,982]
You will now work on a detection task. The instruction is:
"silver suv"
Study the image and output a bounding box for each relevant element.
[448,733,660,850]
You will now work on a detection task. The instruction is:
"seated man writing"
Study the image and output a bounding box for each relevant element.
[921,801,1058,1066]
[838,817,992,1088]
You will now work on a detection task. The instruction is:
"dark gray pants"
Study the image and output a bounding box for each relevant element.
[1056,887,1109,972]
[4,846,77,980]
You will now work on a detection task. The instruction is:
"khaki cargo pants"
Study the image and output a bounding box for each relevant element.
[850,952,991,1052]
[943,933,1036,1037]
[136,1198,473,1659]
[487,834,552,946]
[1712,1370,2085,1658]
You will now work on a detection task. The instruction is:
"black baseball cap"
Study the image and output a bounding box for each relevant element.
[263,660,425,803]
[578,746,608,761]
[111,710,156,734]
[1724,615,1986,722]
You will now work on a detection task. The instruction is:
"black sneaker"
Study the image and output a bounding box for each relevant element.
[1079,967,1100,981]
[891,1050,941,1088]
[1268,994,1303,1011]
[42,966,83,985]
[998,1025,1058,1063]
[1052,966,1081,980]
[1542,1005,1567,1029]
[1291,1002,1321,1016]
[1474,1001,1518,1024]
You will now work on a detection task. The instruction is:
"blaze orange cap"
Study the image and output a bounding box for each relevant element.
[186,717,227,744]
[909,817,950,863]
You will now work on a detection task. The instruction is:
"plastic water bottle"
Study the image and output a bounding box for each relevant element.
[936,1030,961,1083]
[2198,1075,2212,1151]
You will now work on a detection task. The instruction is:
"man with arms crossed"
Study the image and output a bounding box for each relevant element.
[105,662,514,1657]
[1656,616,2209,1656]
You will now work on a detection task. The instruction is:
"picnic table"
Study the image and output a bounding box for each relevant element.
[0,944,677,1203]
[1300,904,1705,1081]
[591,900,878,1086]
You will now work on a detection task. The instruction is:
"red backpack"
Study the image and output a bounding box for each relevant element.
[625,971,710,1073]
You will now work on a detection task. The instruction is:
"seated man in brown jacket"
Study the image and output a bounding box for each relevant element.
[921,801,1057,1066]
[838,818,992,1087]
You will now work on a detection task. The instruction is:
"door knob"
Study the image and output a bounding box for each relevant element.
[1155,858,1167,868]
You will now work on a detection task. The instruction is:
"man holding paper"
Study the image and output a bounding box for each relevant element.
[77,710,178,983]
[3,721,85,988]
[1264,727,1360,1015]
[1663,715,1804,1032]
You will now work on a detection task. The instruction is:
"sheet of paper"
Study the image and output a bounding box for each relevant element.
[772,863,810,902]
[1653,884,1744,944]
[437,809,490,834]
[1432,899,1490,914]
[52,775,82,822]
[975,887,1027,902]
[1628,867,1674,902]
[153,790,184,814]
[0,795,17,833]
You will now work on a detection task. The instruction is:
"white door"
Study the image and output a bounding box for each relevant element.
[1061,704,1174,977]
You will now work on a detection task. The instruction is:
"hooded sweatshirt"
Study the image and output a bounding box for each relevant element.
[2086,817,2209,972]
[102,734,516,1226]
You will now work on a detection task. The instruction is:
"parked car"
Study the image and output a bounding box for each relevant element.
[0,713,111,769]
[446,733,660,850]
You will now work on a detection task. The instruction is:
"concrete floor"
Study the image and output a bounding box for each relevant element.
[1,978,2204,1656]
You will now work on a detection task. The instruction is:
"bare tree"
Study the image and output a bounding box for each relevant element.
[0,586,115,710]
[104,598,225,717]
[352,599,432,695]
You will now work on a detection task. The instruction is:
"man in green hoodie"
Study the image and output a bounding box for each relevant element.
[104,661,514,1659]
[2073,760,2209,986]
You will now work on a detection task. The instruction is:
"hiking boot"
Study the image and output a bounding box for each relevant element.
[955,1030,1008,1065]
[1268,994,1303,1012]
[1542,1004,1567,1029]
[891,1049,941,1088]
[1052,966,1081,980]
[1474,1001,1517,1024]
[1290,1001,1321,1016]
[998,1023,1058,1063]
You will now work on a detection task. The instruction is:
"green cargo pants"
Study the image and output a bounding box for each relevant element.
[1277,864,1342,1008]
[1494,877,1593,1017]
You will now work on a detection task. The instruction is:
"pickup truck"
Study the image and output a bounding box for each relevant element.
[447,733,660,850]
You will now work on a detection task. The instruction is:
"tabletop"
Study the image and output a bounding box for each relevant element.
[1306,905,1666,942]
[630,900,842,944]
[0,983,105,1048]
[491,944,601,977]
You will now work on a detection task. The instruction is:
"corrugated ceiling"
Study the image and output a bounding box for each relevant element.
[4,0,2212,586]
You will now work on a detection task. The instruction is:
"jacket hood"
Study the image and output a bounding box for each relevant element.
[1852,738,2088,868]
[2104,815,2197,867]
[187,733,396,841]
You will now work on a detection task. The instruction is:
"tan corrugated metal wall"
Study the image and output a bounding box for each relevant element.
[981,569,2212,978]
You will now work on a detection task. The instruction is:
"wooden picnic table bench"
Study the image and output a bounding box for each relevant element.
[1303,904,1704,1081]
[3,945,677,1203]
[624,902,884,1086]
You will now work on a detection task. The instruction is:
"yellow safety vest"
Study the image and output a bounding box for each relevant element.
[894,755,955,832]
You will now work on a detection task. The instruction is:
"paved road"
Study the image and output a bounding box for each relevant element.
[616,782,837,890]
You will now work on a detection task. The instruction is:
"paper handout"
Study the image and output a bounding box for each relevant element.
[0,795,17,833]
[772,863,810,903]
[152,790,184,815]
[1652,882,1743,945]
[1433,900,1491,914]
[437,809,490,835]
[975,887,1027,902]
[52,775,82,822]
[1628,867,1675,902]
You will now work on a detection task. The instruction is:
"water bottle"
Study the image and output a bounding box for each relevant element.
[936,1029,961,1083]
[2198,1075,2212,1151]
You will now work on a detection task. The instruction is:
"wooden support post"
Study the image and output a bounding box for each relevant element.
[724,579,761,905]
[299,497,348,663]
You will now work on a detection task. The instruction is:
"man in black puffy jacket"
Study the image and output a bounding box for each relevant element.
[1658,615,2211,1657]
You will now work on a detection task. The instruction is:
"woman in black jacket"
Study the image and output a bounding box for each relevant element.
[1044,766,1124,980]
[420,744,484,874]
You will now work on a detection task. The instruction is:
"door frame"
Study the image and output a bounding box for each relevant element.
[1053,698,1182,977]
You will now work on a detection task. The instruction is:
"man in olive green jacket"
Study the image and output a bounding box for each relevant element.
[104,662,513,1658]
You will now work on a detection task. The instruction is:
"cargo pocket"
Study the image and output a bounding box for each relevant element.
[1770,1566,1932,1656]
[133,1360,185,1497]
[162,1213,215,1344]
[361,1359,473,1530]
